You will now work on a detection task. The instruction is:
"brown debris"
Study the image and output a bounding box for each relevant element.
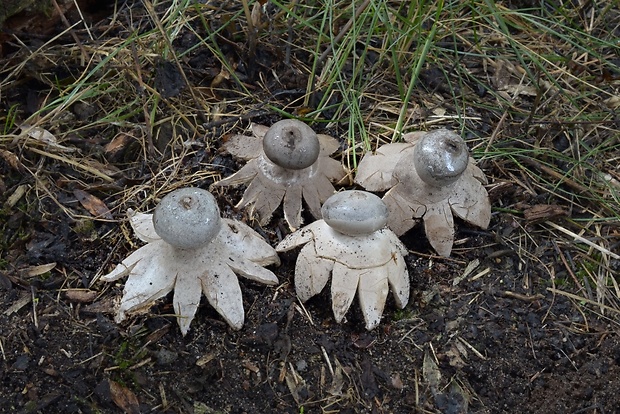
[73,189,113,220]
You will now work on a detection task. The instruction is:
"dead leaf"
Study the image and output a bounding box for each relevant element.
[328,358,345,396]
[74,189,113,220]
[391,372,404,389]
[294,106,313,117]
[432,107,447,116]
[210,67,231,89]
[423,350,442,392]
[105,133,134,161]
[0,149,24,171]
[445,380,470,414]
[109,380,140,414]
[22,124,57,145]
[604,95,620,109]
[26,262,57,277]
[502,84,538,96]
[63,289,98,303]
[251,1,262,27]
[284,364,309,405]
[80,297,117,314]
[446,343,467,368]
[20,124,75,151]
[3,294,32,315]
[492,60,511,90]
[84,159,122,177]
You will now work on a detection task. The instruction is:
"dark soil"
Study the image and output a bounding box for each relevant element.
[1,2,620,413]
[3,223,620,413]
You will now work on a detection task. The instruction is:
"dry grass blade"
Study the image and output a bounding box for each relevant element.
[546,221,620,261]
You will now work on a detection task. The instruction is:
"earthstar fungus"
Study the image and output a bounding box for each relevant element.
[102,187,280,335]
[276,190,410,330]
[355,129,491,257]
[211,120,347,230]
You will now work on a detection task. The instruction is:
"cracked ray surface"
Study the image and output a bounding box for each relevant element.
[355,129,491,256]
[211,121,346,229]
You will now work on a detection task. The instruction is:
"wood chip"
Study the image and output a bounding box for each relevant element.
[109,379,140,414]
[0,149,24,172]
[63,289,98,303]
[3,294,32,315]
[4,184,29,208]
[523,204,569,222]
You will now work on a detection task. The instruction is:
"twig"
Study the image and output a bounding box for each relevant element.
[553,242,583,292]
[241,0,258,80]
[518,156,611,206]
[202,110,270,129]
[500,291,544,302]
[321,345,334,376]
[285,0,299,65]
[31,286,39,329]
[129,41,154,156]
[142,0,207,118]
[548,287,620,315]
[241,0,255,39]
[71,0,94,40]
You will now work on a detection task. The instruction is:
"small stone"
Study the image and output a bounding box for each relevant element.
[156,349,179,365]
[12,354,31,371]
[296,359,308,372]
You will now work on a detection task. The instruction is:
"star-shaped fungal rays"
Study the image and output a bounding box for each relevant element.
[211,120,347,229]
[355,129,491,256]
[102,188,280,335]
[276,191,410,330]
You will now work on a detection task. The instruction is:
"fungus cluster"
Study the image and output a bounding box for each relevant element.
[211,120,346,230]
[102,187,279,335]
[103,122,491,334]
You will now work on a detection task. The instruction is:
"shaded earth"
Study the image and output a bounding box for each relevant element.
[3,221,620,414]
[1,1,620,413]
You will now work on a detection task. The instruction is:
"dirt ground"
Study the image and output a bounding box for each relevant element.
[3,215,620,414]
[1,1,620,413]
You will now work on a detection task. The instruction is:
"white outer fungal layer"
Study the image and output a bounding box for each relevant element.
[321,190,388,236]
[153,187,221,249]
[101,190,280,335]
[262,119,321,170]
[354,129,491,257]
[211,122,347,230]
[277,190,409,330]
